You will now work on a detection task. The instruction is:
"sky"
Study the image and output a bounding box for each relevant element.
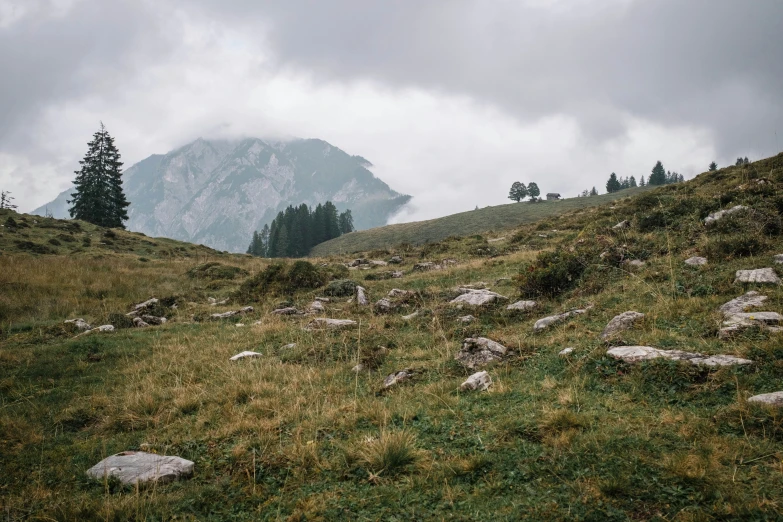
[1,0,782,222]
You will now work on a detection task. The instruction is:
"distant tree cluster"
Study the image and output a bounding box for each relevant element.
[735,157,750,167]
[604,161,683,194]
[247,202,354,257]
[577,187,598,197]
[0,190,17,210]
[508,181,541,202]
[606,173,638,193]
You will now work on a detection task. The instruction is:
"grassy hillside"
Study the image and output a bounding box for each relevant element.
[311,186,652,256]
[3,154,783,520]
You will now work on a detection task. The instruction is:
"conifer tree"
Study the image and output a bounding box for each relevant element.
[648,161,666,185]
[606,173,621,193]
[590,186,598,196]
[629,176,637,188]
[639,175,646,186]
[339,209,354,234]
[68,123,130,228]
[709,161,717,171]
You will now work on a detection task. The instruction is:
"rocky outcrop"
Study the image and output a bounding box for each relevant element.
[607,346,752,367]
[507,300,537,311]
[86,451,194,485]
[533,307,591,332]
[455,338,508,369]
[705,205,748,225]
[719,312,783,338]
[460,371,492,391]
[747,391,783,407]
[600,311,645,340]
[735,268,781,284]
[450,289,508,307]
[685,256,707,266]
[719,291,768,314]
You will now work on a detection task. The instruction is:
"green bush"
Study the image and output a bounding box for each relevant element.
[236,261,327,300]
[515,249,586,298]
[186,262,248,280]
[324,279,358,297]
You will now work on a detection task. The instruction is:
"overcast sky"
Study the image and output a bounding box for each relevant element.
[2,0,782,222]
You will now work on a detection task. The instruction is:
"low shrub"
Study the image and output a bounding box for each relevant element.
[515,249,587,298]
[186,262,249,280]
[236,261,328,300]
[324,279,358,297]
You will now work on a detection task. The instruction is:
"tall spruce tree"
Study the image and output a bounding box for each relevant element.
[648,161,666,185]
[590,186,598,196]
[68,123,129,228]
[709,161,718,171]
[639,175,646,186]
[606,173,621,193]
[339,209,354,234]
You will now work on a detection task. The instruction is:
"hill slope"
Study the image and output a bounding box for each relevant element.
[311,186,651,256]
[4,153,783,520]
[33,137,411,253]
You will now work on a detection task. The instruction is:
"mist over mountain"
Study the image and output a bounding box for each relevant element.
[34,137,411,252]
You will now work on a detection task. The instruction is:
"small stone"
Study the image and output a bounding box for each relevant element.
[383,369,413,389]
[370,260,388,267]
[455,337,508,369]
[747,391,783,407]
[281,343,297,350]
[304,318,358,331]
[235,323,245,327]
[559,347,575,356]
[507,300,537,311]
[705,205,748,225]
[391,271,404,278]
[356,286,370,306]
[460,371,492,391]
[450,289,508,307]
[315,297,331,303]
[600,311,645,340]
[613,220,629,230]
[77,325,114,337]
[131,298,159,312]
[413,262,442,272]
[352,363,366,373]
[402,311,419,320]
[65,318,92,331]
[735,268,781,285]
[210,306,254,319]
[141,315,167,325]
[607,346,752,367]
[626,260,645,268]
[458,315,477,323]
[774,254,783,265]
[230,351,262,361]
[308,301,326,313]
[133,317,151,328]
[533,307,591,332]
[684,256,707,266]
[719,291,768,315]
[86,451,194,486]
[388,289,414,298]
[373,298,393,314]
[388,256,403,264]
[271,307,301,315]
[207,297,216,304]
[349,258,369,267]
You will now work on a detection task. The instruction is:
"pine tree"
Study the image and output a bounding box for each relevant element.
[629,176,637,188]
[508,181,527,202]
[247,231,260,255]
[648,161,666,185]
[639,175,646,187]
[68,123,129,228]
[606,173,621,193]
[0,190,17,210]
[744,157,750,165]
[339,210,354,234]
[323,202,340,240]
[526,182,540,201]
[590,186,598,196]
[259,224,270,257]
[735,157,744,167]
[708,161,717,171]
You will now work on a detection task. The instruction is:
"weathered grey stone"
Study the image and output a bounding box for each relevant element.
[141,315,167,325]
[351,363,366,372]
[685,256,708,266]
[230,351,262,361]
[77,325,115,337]
[315,297,330,303]
[458,315,477,323]
[600,311,645,340]
[86,451,194,485]
[559,347,575,356]
[719,312,783,338]
[65,318,91,331]
[349,258,369,267]
[271,307,301,316]
[304,318,358,331]
[383,369,413,389]
[388,289,414,298]
[210,306,254,319]
[373,298,393,314]
[456,282,490,292]
[613,220,630,230]
[355,286,370,306]
[607,346,752,367]
[450,289,508,307]
[133,317,151,328]
[392,271,404,278]
[370,260,388,267]
[719,291,768,315]
[507,300,537,311]
[774,254,783,265]
[413,262,442,272]
[455,337,508,369]
[460,371,492,391]
[208,297,216,304]
[308,301,326,313]
[533,307,591,332]
[626,260,645,268]
[401,311,419,320]
[487,237,506,243]
[747,391,783,407]
[131,298,159,312]
[281,343,297,350]
[388,255,403,264]
[705,205,748,225]
[735,268,781,285]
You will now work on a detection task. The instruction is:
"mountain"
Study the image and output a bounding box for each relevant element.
[33,137,411,252]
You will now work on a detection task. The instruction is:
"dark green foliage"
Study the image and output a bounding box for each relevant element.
[47,238,61,246]
[338,209,354,234]
[705,234,767,259]
[13,240,56,255]
[236,261,327,300]
[0,190,17,210]
[323,279,358,297]
[260,201,350,258]
[515,249,586,297]
[68,123,130,228]
[508,181,527,202]
[606,173,622,193]
[186,262,248,280]
[526,182,541,201]
[649,160,666,185]
[106,313,135,329]
[246,224,270,257]
[709,161,718,171]
[287,260,327,289]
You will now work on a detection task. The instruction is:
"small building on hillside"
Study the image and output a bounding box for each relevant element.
[546,193,562,201]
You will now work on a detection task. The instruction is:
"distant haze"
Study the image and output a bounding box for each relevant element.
[2,0,782,224]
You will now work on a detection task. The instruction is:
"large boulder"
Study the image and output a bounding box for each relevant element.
[304,318,358,331]
[704,205,748,225]
[450,289,508,307]
[600,311,645,340]
[735,268,781,285]
[455,337,508,369]
[86,451,194,485]
[355,286,370,306]
[747,391,783,407]
[460,371,492,391]
[607,346,752,367]
[684,256,708,266]
[719,312,783,338]
[719,291,768,315]
[533,307,591,332]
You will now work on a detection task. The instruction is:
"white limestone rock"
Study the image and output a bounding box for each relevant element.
[315,297,331,303]
[141,315,167,325]
[370,260,388,267]
[774,254,783,265]
[131,298,159,312]
[308,301,326,314]
[507,300,537,311]
[210,306,254,319]
[383,369,413,389]
[559,347,575,356]
[719,291,768,315]
[455,337,508,369]
[613,220,630,230]
[402,311,420,320]
[391,271,404,278]
[373,298,393,314]
[133,317,151,328]
[747,391,783,407]
[719,311,783,339]
[705,205,748,225]
[281,343,297,350]
[458,315,477,323]
[685,256,708,266]
[388,255,403,264]
[460,371,492,391]
[607,346,752,367]
[356,286,370,306]
[65,318,91,331]
[77,325,115,337]
[304,318,358,331]
[533,307,591,332]
[86,451,194,486]
[450,289,508,307]
[735,268,781,285]
[230,351,262,361]
[626,260,645,268]
[600,311,645,340]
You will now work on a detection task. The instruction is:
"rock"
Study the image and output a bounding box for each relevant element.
[455,337,508,369]
[271,307,301,316]
[355,286,370,306]
[705,205,748,225]
[443,259,458,266]
[774,254,783,265]
[373,298,393,314]
[86,451,194,486]
[391,271,404,278]
[600,311,645,340]
[388,289,413,298]
[719,311,783,338]
[402,311,419,320]
[460,371,492,391]
[719,291,768,315]
[65,318,92,331]
[304,318,358,331]
[230,351,262,361]
[235,323,245,327]
[281,343,297,350]
[457,282,490,291]
[538,234,549,238]
[747,391,783,407]
[383,369,413,389]
[458,315,477,323]
[507,300,537,311]
[559,347,575,356]
[77,325,115,337]
[487,237,506,243]
[208,297,216,304]
[308,301,326,313]
[495,277,512,285]
[352,363,366,372]
[141,315,167,325]
[370,260,388,267]
[607,346,752,367]
[131,298,159,312]
[349,258,369,267]
[133,317,151,328]
[533,307,591,332]
[315,297,331,303]
[210,306,254,319]
[685,256,707,266]
[735,268,781,285]
[450,289,508,307]
[388,255,403,264]
[626,260,645,268]
[413,262,442,272]
[613,220,629,230]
